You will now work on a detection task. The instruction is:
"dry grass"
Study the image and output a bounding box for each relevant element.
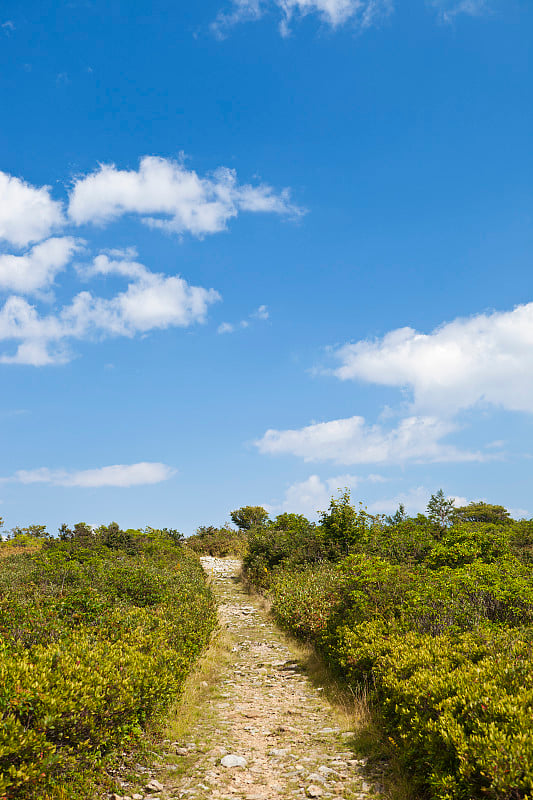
[290,639,371,732]
[0,542,42,559]
[162,624,233,746]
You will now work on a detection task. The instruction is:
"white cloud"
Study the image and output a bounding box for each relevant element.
[213,0,495,34]
[0,253,221,365]
[365,485,465,516]
[218,322,235,334]
[429,0,490,22]
[212,0,264,36]
[0,237,81,294]
[281,0,392,32]
[0,159,296,366]
[252,304,269,320]
[217,304,269,334]
[331,302,533,416]
[10,462,176,488]
[0,172,64,247]
[214,0,392,35]
[267,472,361,517]
[267,471,386,517]
[256,414,483,465]
[68,156,302,235]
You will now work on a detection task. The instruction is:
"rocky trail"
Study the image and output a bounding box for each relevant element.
[110,557,387,800]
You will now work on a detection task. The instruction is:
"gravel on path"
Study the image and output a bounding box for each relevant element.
[112,556,387,800]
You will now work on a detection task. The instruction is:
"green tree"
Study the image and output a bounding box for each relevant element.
[453,501,511,525]
[426,489,455,529]
[386,503,406,525]
[272,513,310,533]
[230,506,269,531]
[10,524,48,539]
[319,489,371,557]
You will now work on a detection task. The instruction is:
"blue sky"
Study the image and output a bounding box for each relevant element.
[0,0,531,533]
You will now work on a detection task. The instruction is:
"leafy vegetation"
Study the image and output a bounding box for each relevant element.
[184,506,270,556]
[0,522,216,799]
[243,490,533,800]
[185,524,248,557]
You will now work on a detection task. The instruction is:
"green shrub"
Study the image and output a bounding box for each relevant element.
[185,525,248,556]
[245,495,533,800]
[244,513,327,587]
[270,563,346,640]
[0,527,216,798]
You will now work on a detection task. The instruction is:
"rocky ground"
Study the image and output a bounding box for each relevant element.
[110,557,387,800]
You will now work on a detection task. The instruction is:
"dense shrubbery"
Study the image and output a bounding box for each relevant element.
[185,524,248,556]
[185,506,274,557]
[244,491,533,800]
[0,523,216,799]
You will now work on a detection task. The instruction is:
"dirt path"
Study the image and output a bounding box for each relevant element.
[114,557,386,800]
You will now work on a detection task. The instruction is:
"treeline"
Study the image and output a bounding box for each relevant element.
[0,522,216,799]
[234,492,533,800]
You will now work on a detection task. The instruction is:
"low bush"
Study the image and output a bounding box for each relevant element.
[244,491,533,800]
[0,525,216,799]
[185,525,248,556]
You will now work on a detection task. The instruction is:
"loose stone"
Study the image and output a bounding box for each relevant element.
[220,754,247,768]
[144,779,164,792]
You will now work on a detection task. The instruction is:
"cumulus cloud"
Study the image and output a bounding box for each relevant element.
[68,156,302,235]
[213,0,393,35]
[0,172,65,247]
[0,237,82,294]
[0,253,220,365]
[331,302,533,416]
[10,462,176,488]
[256,414,483,464]
[0,158,298,366]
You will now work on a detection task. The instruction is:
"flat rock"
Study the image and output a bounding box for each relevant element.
[220,754,247,768]
[306,786,324,798]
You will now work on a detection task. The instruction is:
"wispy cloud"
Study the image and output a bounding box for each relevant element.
[212,0,265,38]
[8,462,176,488]
[429,0,491,23]
[256,414,484,465]
[213,0,393,36]
[366,486,467,515]
[213,0,493,36]
[217,304,270,334]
